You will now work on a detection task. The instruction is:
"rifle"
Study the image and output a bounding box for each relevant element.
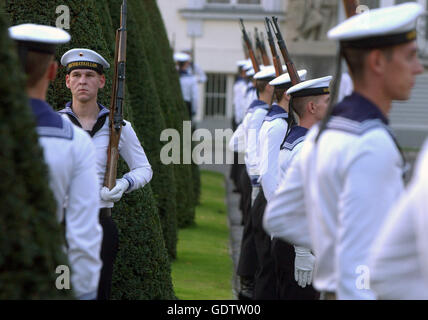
[255,27,271,66]
[190,33,196,75]
[342,0,360,18]
[104,0,127,190]
[265,18,283,77]
[239,18,260,73]
[242,37,250,59]
[171,32,176,52]
[314,0,361,143]
[271,16,300,85]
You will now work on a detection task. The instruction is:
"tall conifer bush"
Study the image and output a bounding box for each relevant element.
[107,0,178,260]
[0,4,71,299]
[139,0,200,227]
[6,0,175,299]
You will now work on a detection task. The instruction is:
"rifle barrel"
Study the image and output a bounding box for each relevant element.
[272,16,300,85]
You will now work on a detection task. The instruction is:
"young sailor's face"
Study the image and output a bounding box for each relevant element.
[314,94,330,121]
[66,69,105,103]
[384,41,423,101]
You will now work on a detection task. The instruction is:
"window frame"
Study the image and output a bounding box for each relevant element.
[204,0,262,10]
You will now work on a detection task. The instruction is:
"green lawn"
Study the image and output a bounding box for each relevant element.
[171,170,233,300]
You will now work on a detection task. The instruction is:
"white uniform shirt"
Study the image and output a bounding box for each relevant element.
[369,139,428,299]
[179,70,199,114]
[306,93,404,299]
[277,126,308,185]
[244,83,258,114]
[31,99,102,300]
[59,104,153,208]
[258,104,289,202]
[233,78,248,124]
[228,115,249,154]
[265,93,405,299]
[245,100,270,182]
[264,147,312,250]
[264,125,310,249]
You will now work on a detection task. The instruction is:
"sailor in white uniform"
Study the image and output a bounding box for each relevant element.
[233,59,251,127]
[250,69,306,299]
[174,52,199,119]
[264,76,331,299]
[243,66,258,115]
[230,59,250,193]
[234,65,275,300]
[264,3,423,300]
[9,24,102,300]
[59,48,153,300]
[258,69,307,203]
[369,138,428,299]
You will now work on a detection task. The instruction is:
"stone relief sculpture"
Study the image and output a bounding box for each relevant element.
[286,0,338,41]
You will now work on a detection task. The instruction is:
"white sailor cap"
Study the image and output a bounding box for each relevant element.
[9,23,70,54]
[237,59,249,67]
[61,48,110,74]
[254,65,289,81]
[246,68,255,77]
[328,3,423,49]
[174,52,191,62]
[254,65,276,81]
[269,69,307,89]
[243,60,254,71]
[286,76,332,97]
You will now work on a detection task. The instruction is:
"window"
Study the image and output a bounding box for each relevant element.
[206,0,261,6]
[359,0,380,8]
[204,73,227,118]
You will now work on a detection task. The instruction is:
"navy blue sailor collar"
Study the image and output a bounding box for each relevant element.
[59,102,110,137]
[30,98,74,140]
[30,98,63,128]
[264,104,289,122]
[59,101,110,120]
[247,99,269,113]
[331,91,389,125]
[281,125,308,150]
[246,86,256,94]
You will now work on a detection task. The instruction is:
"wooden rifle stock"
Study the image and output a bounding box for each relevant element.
[265,17,283,77]
[104,0,127,190]
[342,0,360,18]
[240,18,260,73]
[272,16,300,85]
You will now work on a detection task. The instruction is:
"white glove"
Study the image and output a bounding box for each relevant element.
[100,178,129,202]
[294,246,315,288]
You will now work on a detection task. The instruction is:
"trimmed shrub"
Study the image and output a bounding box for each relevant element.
[140,0,200,227]
[0,5,71,299]
[107,0,178,260]
[6,0,175,299]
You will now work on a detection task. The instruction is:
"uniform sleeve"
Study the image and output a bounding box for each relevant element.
[119,121,153,192]
[246,111,266,181]
[228,122,246,153]
[194,63,207,83]
[263,152,312,249]
[233,83,245,124]
[336,133,404,299]
[191,77,199,115]
[411,141,428,286]
[67,129,102,299]
[369,178,428,300]
[259,123,287,201]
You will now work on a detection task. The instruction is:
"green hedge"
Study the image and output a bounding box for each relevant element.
[0,4,72,299]
[140,0,200,227]
[108,0,178,260]
[6,0,175,299]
